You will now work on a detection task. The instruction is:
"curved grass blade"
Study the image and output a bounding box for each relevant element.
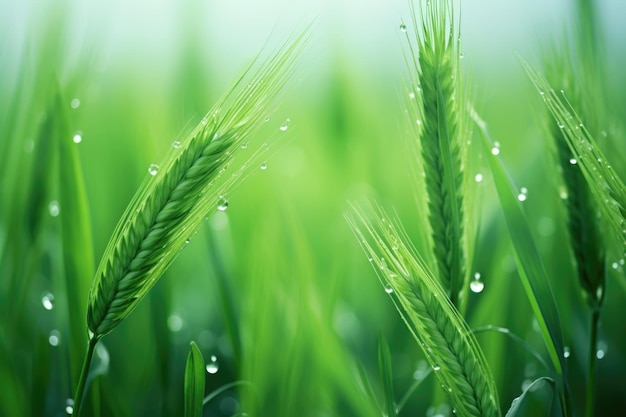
[346,202,501,417]
[377,337,397,417]
[505,377,557,417]
[471,109,570,414]
[184,342,206,417]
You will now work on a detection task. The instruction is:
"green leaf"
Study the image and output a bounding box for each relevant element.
[184,341,205,417]
[377,337,397,417]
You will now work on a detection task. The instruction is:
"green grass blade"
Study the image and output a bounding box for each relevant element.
[55,89,95,389]
[377,337,397,417]
[471,109,569,413]
[347,202,501,417]
[184,341,206,417]
[505,377,557,417]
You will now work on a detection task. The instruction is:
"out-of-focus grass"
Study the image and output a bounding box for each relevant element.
[1,0,626,416]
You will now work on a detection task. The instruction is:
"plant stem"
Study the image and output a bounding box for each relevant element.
[586,309,600,417]
[72,335,99,417]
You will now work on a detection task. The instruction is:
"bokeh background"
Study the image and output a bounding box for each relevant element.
[1,0,626,416]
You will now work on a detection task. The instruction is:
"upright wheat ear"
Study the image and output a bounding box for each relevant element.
[87,36,306,338]
[406,0,467,307]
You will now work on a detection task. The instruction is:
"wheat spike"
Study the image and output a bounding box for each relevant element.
[87,36,306,338]
[347,203,501,417]
[408,0,466,307]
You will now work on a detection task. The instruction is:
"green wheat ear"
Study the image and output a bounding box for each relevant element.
[87,34,306,339]
[346,202,500,417]
[403,0,468,308]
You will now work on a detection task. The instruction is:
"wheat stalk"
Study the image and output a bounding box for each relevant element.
[71,33,307,416]
[405,0,467,307]
[346,202,500,417]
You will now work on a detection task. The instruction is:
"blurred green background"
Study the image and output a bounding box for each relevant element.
[1,0,626,416]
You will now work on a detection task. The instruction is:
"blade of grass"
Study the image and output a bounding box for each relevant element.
[471,108,570,415]
[378,337,398,417]
[184,341,206,417]
[505,377,557,417]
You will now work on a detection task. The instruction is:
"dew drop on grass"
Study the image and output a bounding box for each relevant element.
[459,51,465,59]
[612,262,619,269]
[408,91,415,99]
[42,292,54,310]
[73,131,82,143]
[384,283,394,294]
[400,23,407,32]
[217,197,229,211]
[201,117,208,125]
[279,118,291,131]
[148,164,159,176]
[172,141,181,149]
[65,398,74,415]
[470,278,484,294]
[206,355,219,374]
[49,330,61,346]
[563,346,571,358]
[70,98,80,109]
[491,141,501,155]
[432,365,441,371]
[569,158,577,165]
[517,193,527,202]
[260,162,268,170]
[596,349,605,359]
[49,201,60,217]
[474,173,483,183]
[241,142,248,149]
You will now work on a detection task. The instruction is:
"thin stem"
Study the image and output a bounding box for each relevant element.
[72,335,99,417]
[585,309,600,417]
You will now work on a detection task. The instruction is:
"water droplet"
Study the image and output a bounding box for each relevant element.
[612,262,619,269]
[72,131,82,143]
[596,349,605,359]
[49,330,61,346]
[517,193,527,202]
[433,365,441,371]
[206,355,219,374]
[264,117,270,122]
[474,173,483,183]
[217,197,229,211]
[400,23,407,32]
[260,162,268,170]
[70,98,80,109]
[384,283,394,294]
[65,398,74,415]
[459,52,465,59]
[201,117,208,125]
[42,292,54,310]
[563,346,571,358]
[148,164,159,176]
[539,91,545,96]
[569,158,577,165]
[408,91,415,99]
[279,118,291,131]
[241,142,248,149]
[558,122,565,129]
[172,141,181,149]
[491,142,501,155]
[470,279,484,293]
[49,201,60,217]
